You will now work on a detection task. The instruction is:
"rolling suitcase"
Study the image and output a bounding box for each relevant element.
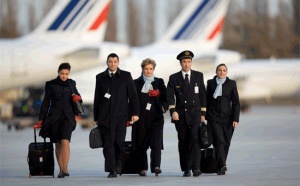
[27,125,55,177]
[120,141,141,174]
[200,148,218,173]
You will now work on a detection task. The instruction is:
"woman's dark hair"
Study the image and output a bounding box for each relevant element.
[107,53,119,61]
[58,62,71,72]
[216,63,227,73]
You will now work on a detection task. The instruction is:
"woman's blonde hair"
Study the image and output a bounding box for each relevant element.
[141,58,156,69]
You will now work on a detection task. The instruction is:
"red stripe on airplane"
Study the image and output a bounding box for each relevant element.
[207,17,224,40]
[89,3,110,30]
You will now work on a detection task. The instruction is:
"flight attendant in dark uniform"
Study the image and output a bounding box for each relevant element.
[38,62,82,178]
[132,58,168,177]
[206,63,240,175]
[166,50,206,177]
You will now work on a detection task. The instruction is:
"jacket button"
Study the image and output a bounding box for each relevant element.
[185,109,187,111]
[185,101,187,103]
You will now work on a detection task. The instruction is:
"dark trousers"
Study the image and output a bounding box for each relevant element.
[100,124,126,172]
[137,119,163,173]
[175,119,200,171]
[209,120,233,168]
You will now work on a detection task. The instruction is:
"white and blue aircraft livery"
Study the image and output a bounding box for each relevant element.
[0,0,111,90]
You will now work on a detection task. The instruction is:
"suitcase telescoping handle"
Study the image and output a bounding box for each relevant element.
[33,124,46,150]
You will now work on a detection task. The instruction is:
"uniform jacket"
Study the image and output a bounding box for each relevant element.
[166,70,206,125]
[206,76,240,123]
[134,75,168,115]
[93,68,139,129]
[39,77,80,132]
[131,75,168,149]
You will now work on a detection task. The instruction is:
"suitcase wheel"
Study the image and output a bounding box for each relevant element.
[29,174,31,178]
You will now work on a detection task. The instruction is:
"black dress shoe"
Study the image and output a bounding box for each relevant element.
[116,161,122,175]
[217,167,226,175]
[154,168,162,176]
[139,170,147,176]
[108,170,117,178]
[58,172,65,178]
[183,170,191,177]
[64,172,70,176]
[139,172,147,176]
[193,169,201,177]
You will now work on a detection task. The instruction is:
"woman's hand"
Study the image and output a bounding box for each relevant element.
[148,89,160,97]
[72,94,81,102]
[34,120,43,128]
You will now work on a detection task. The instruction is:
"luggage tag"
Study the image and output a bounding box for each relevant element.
[194,83,199,94]
[146,103,151,110]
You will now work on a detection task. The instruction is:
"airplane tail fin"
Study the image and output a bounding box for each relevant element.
[27,0,111,43]
[157,0,230,50]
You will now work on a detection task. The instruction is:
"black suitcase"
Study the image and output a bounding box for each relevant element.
[27,127,55,177]
[120,141,141,174]
[200,148,218,173]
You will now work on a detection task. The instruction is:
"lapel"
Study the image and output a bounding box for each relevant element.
[174,71,189,96]
[137,75,144,91]
[188,70,197,94]
[151,77,159,90]
[175,71,187,93]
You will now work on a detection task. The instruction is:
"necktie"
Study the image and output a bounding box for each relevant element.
[110,73,114,79]
[185,74,189,91]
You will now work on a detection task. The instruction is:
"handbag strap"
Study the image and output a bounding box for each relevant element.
[68,79,75,95]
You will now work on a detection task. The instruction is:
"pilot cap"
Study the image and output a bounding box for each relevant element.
[176,50,194,60]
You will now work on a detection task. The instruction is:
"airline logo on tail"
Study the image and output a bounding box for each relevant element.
[48,0,110,31]
[158,0,229,44]
[29,0,111,42]
[173,0,226,41]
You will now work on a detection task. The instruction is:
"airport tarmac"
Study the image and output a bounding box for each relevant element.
[0,105,299,186]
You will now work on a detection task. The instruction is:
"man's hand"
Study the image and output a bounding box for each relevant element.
[131,116,139,123]
[201,116,205,123]
[172,112,179,120]
[233,121,238,128]
[148,89,160,97]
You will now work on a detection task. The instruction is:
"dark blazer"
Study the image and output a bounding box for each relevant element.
[206,76,240,123]
[93,68,139,128]
[134,76,168,115]
[166,70,206,125]
[39,78,80,131]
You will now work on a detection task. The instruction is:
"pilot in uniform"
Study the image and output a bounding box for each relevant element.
[166,50,206,177]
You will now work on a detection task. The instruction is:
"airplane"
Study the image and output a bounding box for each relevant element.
[72,0,300,116]
[0,0,113,91]
[1,0,239,128]
[73,0,242,104]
